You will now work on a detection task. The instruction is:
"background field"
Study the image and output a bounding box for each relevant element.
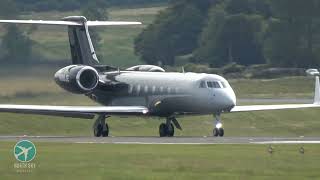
[0,142,319,180]
[17,6,166,67]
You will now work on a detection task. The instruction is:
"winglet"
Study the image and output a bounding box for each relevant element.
[307,69,320,104]
[315,76,320,104]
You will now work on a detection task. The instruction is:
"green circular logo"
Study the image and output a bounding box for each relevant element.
[14,140,36,162]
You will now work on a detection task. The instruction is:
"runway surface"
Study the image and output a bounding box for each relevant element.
[1,136,320,144]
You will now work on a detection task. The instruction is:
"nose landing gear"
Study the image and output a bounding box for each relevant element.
[213,114,224,137]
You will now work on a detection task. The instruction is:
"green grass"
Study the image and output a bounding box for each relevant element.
[0,142,319,180]
[0,108,320,137]
[230,76,314,98]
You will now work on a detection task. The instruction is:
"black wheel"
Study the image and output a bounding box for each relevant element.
[213,128,219,137]
[102,123,109,137]
[159,123,167,137]
[218,128,224,137]
[168,123,174,137]
[94,124,103,137]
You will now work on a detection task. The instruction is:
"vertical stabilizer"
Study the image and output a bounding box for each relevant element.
[63,16,100,66]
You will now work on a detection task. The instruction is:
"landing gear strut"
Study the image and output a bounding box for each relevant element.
[213,114,224,137]
[159,117,182,137]
[93,114,109,137]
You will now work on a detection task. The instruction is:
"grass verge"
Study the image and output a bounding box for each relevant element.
[0,142,319,180]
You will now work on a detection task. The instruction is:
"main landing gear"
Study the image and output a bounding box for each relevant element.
[93,114,110,137]
[159,117,182,137]
[213,114,224,137]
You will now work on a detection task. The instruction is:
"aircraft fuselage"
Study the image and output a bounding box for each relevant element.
[89,71,237,117]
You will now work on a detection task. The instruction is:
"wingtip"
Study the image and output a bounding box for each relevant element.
[314,76,320,104]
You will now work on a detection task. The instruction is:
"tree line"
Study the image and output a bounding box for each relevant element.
[135,0,320,68]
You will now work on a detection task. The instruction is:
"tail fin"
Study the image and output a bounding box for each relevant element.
[63,16,99,65]
[0,17,141,66]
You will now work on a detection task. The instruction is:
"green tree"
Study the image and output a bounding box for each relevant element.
[265,0,320,67]
[135,0,209,65]
[0,0,33,64]
[195,4,266,67]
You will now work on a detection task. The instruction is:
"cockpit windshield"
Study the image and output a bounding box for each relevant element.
[199,81,227,89]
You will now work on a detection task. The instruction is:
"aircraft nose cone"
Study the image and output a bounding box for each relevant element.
[226,95,236,107]
[224,90,236,108]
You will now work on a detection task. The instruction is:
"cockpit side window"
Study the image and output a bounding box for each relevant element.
[220,81,227,88]
[206,81,227,89]
[199,81,206,88]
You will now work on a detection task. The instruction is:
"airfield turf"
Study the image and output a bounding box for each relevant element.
[0,142,319,180]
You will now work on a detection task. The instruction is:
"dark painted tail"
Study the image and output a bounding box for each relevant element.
[63,16,100,66]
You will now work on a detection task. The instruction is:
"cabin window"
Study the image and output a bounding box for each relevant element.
[160,87,164,93]
[167,87,171,94]
[136,85,141,94]
[152,86,156,94]
[199,81,206,88]
[144,86,148,93]
[128,85,133,94]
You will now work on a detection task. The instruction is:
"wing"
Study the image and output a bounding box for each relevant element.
[0,105,148,119]
[231,104,320,112]
[232,72,320,112]
[0,20,141,26]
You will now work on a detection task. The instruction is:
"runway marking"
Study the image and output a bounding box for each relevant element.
[253,141,320,144]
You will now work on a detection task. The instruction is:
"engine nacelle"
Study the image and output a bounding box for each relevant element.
[54,65,99,94]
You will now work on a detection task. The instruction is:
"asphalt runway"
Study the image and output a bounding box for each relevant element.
[1,136,320,144]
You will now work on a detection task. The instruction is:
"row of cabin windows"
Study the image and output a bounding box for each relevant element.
[199,81,227,89]
[128,84,179,94]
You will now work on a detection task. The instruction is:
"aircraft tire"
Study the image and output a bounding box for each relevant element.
[159,123,167,137]
[213,128,219,137]
[94,124,103,137]
[102,123,109,137]
[218,128,224,137]
[167,123,174,137]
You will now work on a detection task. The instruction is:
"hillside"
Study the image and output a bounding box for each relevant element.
[10,6,165,67]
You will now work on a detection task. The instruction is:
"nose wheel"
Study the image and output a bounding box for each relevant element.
[93,114,109,137]
[213,114,224,137]
[213,127,224,137]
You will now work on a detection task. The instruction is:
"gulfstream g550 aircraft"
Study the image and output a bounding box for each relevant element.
[0,16,319,137]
